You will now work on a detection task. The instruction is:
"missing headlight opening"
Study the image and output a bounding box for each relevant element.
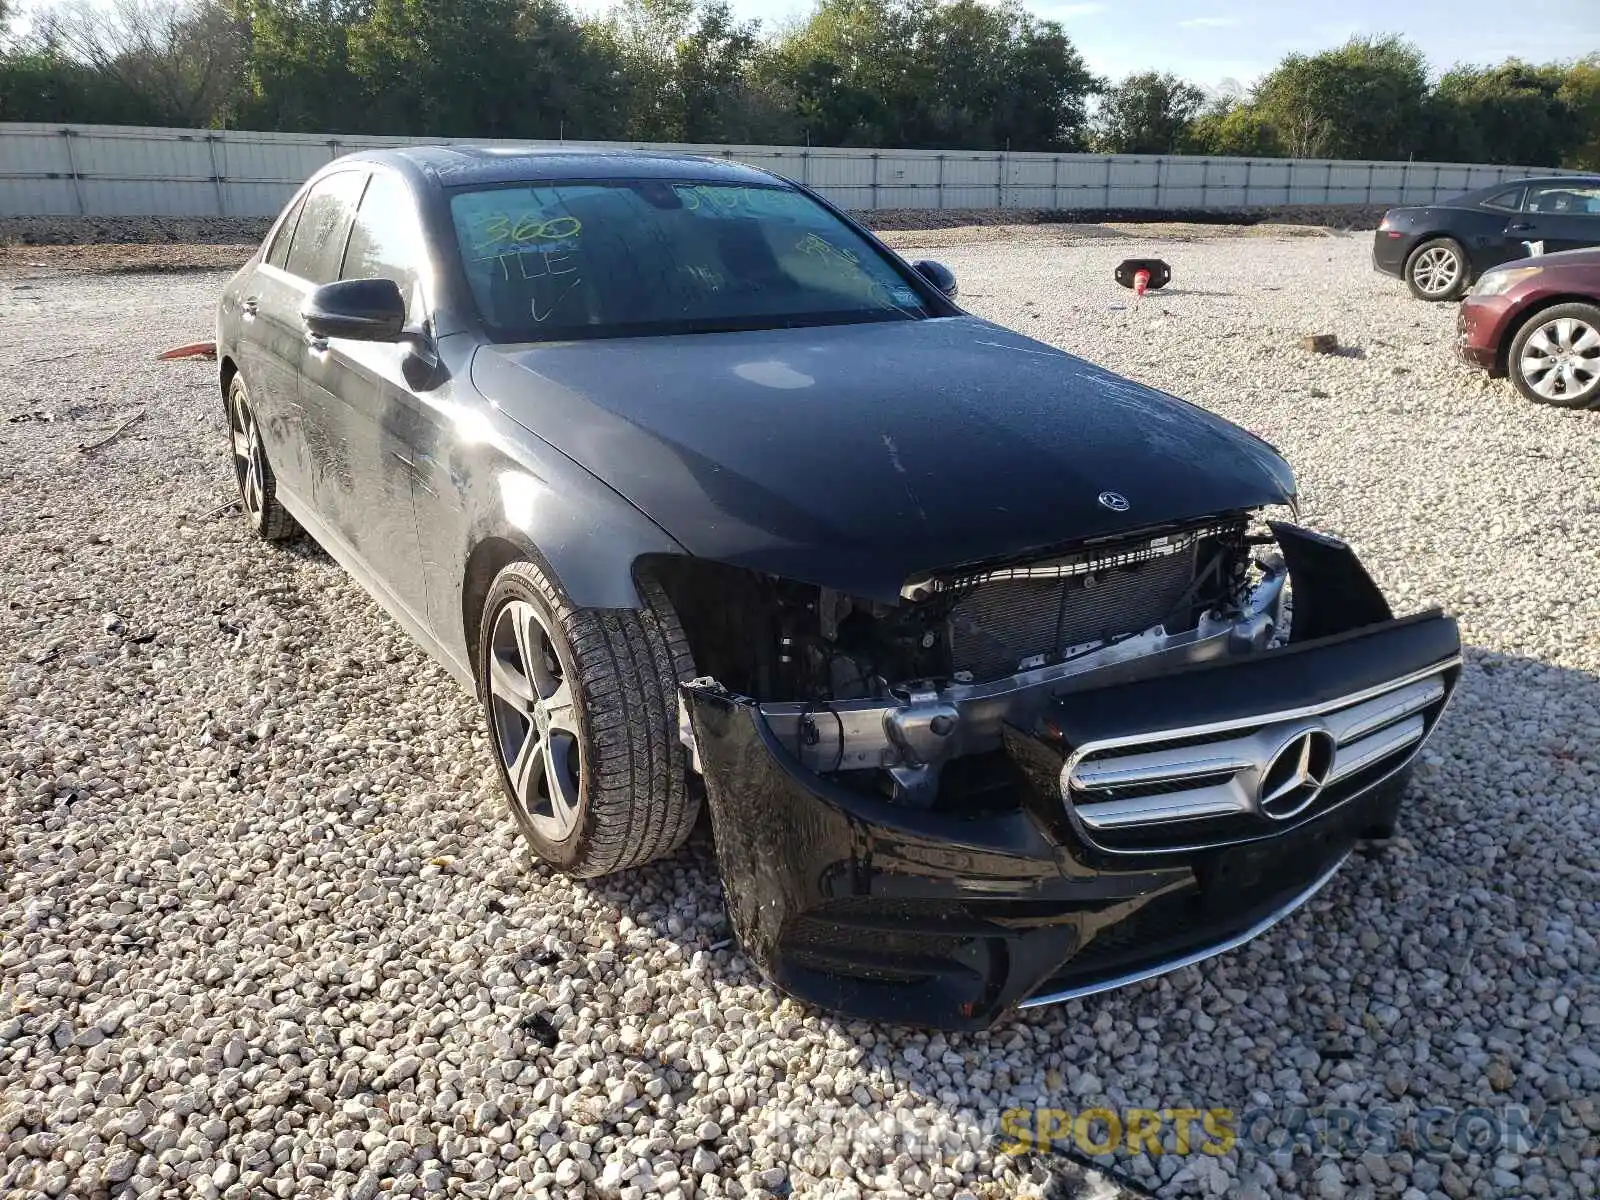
[654,512,1307,810]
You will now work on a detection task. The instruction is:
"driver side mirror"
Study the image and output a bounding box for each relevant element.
[911,260,958,299]
[302,278,407,342]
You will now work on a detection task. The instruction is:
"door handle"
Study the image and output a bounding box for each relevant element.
[1507,222,1534,232]
[303,331,329,355]
[241,296,259,320]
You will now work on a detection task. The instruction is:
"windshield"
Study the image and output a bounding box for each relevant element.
[449,180,932,341]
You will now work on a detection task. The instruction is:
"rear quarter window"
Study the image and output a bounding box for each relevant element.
[1479,187,1524,212]
[265,194,305,269]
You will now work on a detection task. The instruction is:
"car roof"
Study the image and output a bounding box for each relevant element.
[1454,176,1600,204]
[341,144,784,189]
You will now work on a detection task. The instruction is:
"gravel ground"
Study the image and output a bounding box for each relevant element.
[2,231,1598,1200]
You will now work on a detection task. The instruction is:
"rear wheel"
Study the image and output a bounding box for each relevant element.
[478,560,699,877]
[1405,237,1468,301]
[227,375,298,540]
[1508,303,1600,408]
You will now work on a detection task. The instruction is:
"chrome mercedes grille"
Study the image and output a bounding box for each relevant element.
[1063,663,1457,852]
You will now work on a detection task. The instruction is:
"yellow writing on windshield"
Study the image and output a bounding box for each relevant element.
[473,213,583,254]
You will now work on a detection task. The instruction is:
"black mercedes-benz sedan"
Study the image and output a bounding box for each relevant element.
[218,145,1461,1028]
[1373,175,1600,300]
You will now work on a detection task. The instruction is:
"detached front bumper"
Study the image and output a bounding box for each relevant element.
[682,530,1461,1030]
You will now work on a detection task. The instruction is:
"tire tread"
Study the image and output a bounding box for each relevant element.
[482,560,699,877]
[228,375,299,542]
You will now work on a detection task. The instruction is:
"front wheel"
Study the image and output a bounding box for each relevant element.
[478,560,700,877]
[1508,303,1600,408]
[1405,237,1468,301]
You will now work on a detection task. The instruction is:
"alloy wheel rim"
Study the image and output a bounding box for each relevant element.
[1413,247,1461,296]
[230,392,265,519]
[488,600,583,840]
[1521,317,1600,401]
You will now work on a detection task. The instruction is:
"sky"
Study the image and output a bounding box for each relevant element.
[731,0,1599,91]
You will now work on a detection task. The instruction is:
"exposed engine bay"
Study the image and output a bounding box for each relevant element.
[651,512,1302,808]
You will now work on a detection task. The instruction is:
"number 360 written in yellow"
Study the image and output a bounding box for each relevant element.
[475,214,583,251]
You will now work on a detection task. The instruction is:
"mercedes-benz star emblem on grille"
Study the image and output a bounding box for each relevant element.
[1257,728,1337,820]
[1097,491,1130,512]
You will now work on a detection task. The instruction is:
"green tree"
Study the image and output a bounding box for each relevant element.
[0,44,147,121]
[1253,35,1430,158]
[1429,60,1574,165]
[1558,54,1600,170]
[6,1,1598,173]
[349,0,532,135]
[230,0,363,133]
[34,0,248,126]
[602,0,768,143]
[760,0,924,146]
[345,0,626,138]
[1183,98,1281,156]
[762,0,1097,150]
[1093,71,1205,154]
[927,0,1098,150]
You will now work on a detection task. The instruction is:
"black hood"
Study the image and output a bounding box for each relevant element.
[472,317,1296,602]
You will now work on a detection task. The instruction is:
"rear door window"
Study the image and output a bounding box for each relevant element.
[1526,183,1600,215]
[283,171,368,285]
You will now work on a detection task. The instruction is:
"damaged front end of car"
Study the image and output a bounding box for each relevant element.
[663,515,1461,1029]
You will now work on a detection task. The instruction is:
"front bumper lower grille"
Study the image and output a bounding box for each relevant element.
[1019,850,1350,1009]
[1065,662,1457,853]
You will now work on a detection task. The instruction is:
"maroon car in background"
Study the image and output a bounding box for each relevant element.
[1457,247,1600,408]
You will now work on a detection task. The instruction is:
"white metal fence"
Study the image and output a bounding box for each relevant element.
[0,121,1572,219]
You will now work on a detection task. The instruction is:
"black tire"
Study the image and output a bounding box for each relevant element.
[1507,302,1600,409]
[227,374,298,541]
[1404,237,1469,301]
[478,559,699,877]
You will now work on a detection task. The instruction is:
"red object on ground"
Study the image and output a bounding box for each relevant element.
[157,341,217,361]
[1114,258,1171,291]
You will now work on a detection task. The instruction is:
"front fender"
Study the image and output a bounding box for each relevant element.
[424,377,688,669]
[475,406,688,607]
